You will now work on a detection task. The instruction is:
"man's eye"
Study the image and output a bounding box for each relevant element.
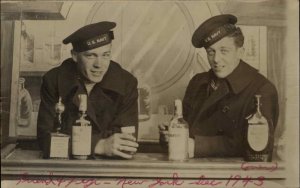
[221,49,229,54]
[207,50,215,56]
[103,53,111,58]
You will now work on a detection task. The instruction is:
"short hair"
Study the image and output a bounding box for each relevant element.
[227,27,244,48]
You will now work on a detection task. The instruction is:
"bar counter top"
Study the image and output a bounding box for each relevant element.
[1,144,285,180]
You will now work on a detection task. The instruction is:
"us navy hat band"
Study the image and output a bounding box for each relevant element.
[62,21,116,52]
[203,24,237,48]
[72,31,114,52]
[191,14,238,48]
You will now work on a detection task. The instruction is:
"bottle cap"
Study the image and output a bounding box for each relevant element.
[255,94,262,98]
[19,77,25,84]
[175,99,182,107]
[121,126,135,134]
[78,94,87,112]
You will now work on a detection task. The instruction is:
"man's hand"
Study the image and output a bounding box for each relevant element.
[94,133,139,159]
[188,138,195,158]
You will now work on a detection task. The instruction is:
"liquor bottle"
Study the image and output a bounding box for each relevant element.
[244,95,274,162]
[72,94,92,160]
[17,77,33,127]
[135,70,151,121]
[168,99,189,161]
[50,97,70,159]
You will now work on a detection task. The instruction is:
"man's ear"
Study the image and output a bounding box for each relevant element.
[71,50,78,62]
[237,47,245,59]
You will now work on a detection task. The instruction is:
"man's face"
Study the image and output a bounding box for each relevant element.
[206,37,244,78]
[72,44,112,84]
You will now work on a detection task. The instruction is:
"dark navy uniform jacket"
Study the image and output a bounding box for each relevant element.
[183,61,279,157]
[37,58,138,158]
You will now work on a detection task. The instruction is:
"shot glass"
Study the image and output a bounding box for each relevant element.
[121,126,137,155]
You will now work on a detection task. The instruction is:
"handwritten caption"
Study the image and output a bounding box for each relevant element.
[15,162,278,188]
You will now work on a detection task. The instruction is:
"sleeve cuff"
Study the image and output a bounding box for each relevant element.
[194,135,224,157]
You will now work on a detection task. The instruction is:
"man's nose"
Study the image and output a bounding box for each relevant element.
[214,52,222,64]
[93,57,102,68]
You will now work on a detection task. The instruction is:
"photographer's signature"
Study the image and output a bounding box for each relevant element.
[16,172,265,188]
[15,163,278,188]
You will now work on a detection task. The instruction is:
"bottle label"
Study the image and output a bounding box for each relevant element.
[72,126,92,155]
[50,133,69,158]
[168,126,188,161]
[247,123,269,151]
[245,152,269,162]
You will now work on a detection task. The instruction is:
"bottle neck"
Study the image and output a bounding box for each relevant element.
[76,110,90,126]
[174,107,183,118]
[256,96,262,116]
[174,99,183,118]
[19,83,24,90]
[79,110,87,118]
[175,111,183,118]
[78,94,88,112]
[256,104,262,116]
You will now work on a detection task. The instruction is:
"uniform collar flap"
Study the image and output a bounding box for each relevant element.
[98,61,126,95]
[225,60,258,94]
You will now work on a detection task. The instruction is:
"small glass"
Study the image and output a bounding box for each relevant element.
[121,126,136,155]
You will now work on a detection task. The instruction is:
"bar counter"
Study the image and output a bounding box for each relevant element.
[2,144,285,180]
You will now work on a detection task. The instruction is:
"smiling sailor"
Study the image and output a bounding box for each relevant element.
[160,14,279,158]
[37,22,139,159]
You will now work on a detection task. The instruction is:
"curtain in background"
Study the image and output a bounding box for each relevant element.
[267,26,286,139]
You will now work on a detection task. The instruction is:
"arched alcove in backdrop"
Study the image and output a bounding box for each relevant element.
[85,1,195,93]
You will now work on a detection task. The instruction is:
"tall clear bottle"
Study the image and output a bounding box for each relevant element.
[72,94,92,160]
[245,95,274,162]
[134,70,151,121]
[18,77,33,127]
[168,99,189,161]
